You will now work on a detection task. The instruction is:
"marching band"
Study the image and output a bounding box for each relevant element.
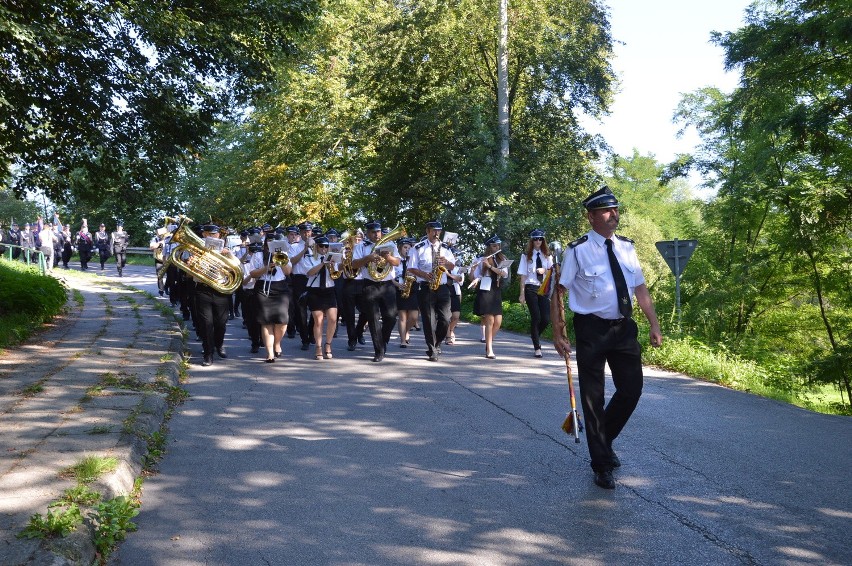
[151,215,561,367]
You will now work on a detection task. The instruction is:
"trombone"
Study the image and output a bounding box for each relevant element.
[261,247,290,296]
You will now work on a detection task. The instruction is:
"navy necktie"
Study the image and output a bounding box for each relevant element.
[319,262,327,287]
[535,253,543,282]
[606,239,632,319]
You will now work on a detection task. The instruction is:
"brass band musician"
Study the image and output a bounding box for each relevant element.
[407,220,456,362]
[351,220,401,363]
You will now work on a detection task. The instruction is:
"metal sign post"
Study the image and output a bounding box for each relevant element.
[655,239,698,332]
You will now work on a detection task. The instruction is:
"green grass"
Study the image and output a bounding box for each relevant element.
[0,259,67,348]
[63,455,119,484]
[461,283,850,416]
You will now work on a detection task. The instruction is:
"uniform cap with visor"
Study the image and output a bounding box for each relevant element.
[582,185,620,210]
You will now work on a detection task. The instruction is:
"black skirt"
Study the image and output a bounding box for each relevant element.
[474,285,503,316]
[307,287,337,311]
[256,281,291,325]
[397,288,420,311]
[449,285,461,312]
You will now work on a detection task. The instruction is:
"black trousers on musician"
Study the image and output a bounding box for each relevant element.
[572,314,643,473]
[242,288,261,348]
[195,284,231,358]
[342,279,363,347]
[360,280,397,356]
[290,274,311,345]
[524,284,551,350]
[417,283,451,357]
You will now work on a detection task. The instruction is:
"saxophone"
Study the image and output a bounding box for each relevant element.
[367,223,407,280]
[156,216,243,294]
[429,242,449,291]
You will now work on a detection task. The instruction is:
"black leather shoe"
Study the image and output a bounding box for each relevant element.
[300,343,310,351]
[372,353,384,363]
[250,345,260,353]
[217,348,228,359]
[347,341,357,351]
[428,354,439,362]
[201,355,213,367]
[594,470,615,489]
[610,451,621,468]
[358,336,366,345]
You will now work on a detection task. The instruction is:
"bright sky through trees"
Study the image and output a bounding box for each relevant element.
[585,0,752,169]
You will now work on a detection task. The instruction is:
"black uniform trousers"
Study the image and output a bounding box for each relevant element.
[290,274,311,345]
[194,283,231,357]
[360,280,397,356]
[342,279,362,347]
[417,282,451,357]
[242,288,262,348]
[524,284,551,350]
[573,314,643,473]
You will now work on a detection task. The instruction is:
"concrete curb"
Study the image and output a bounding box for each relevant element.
[0,267,186,565]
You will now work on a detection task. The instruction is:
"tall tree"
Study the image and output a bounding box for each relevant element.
[0,0,317,209]
[675,0,852,402]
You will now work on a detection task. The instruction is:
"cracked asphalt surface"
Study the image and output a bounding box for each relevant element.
[3,262,850,565]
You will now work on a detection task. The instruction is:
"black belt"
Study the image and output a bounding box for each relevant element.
[574,313,628,327]
[524,283,541,288]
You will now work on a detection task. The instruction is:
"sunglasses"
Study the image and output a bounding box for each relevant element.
[532,237,544,241]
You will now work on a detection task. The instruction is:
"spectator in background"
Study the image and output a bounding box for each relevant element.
[8,221,21,260]
[38,220,57,273]
[94,223,111,270]
[77,220,93,270]
[20,222,35,262]
[61,224,74,268]
[110,222,129,277]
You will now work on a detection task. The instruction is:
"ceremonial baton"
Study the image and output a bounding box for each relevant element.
[549,241,583,443]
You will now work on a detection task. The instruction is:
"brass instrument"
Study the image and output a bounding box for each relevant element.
[157,216,243,294]
[367,223,406,280]
[262,248,290,296]
[400,273,417,298]
[429,242,449,291]
[335,231,358,279]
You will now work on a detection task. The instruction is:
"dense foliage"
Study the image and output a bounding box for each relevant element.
[182,0,615,257]
[0,259,67,347]
[671,0,852,407]
[1,0,318,240]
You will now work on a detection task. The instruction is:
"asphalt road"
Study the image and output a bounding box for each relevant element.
[110,265,852,566]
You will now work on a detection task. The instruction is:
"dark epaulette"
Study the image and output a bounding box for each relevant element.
[414,241,427,250]
[615,234,634,244]
[363,239,374,246]
[441,242,450,249]
[568,235,588,248]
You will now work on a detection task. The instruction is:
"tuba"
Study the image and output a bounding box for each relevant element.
[157,216,243,294]
[367,223,406,280]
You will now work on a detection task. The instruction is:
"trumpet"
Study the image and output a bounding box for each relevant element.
[261,249,290,296]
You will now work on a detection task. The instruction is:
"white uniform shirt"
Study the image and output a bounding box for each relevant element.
[408,240,456,285]
[251,252,287,282]
[241,251,261,289]
[304,255,338,289]
[353,240,400,282]
[517,250,553,287]
[558,230,645,320]
[288,240,314,276]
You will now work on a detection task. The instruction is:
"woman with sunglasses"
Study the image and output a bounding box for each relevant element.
[305,236,339,360]
[518,229,553,358]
